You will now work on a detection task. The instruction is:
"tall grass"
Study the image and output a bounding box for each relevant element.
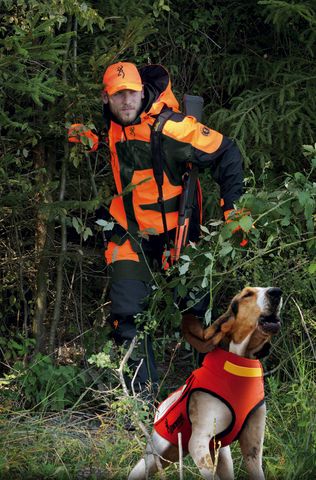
[1,318,315,479]
[263,339,316,478]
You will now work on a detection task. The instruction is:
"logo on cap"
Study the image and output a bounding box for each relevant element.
[117,65,125,78]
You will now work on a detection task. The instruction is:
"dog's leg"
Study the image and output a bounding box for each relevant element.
[238,403,266,480]
[128,430,179,480]
[189,429,220,480]
[216,446,234,479]
[188,392,233,480]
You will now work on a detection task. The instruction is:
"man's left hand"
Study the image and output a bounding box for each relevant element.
[224,208,254,247]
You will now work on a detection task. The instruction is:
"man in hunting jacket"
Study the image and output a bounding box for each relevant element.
[69,62,244,400]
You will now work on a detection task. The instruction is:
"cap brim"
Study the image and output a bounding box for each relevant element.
[106,82,143,96]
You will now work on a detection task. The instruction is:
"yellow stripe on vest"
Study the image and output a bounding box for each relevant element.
[224,361,262,377]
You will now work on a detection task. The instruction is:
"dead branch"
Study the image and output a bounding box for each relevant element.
[117,337,166,479]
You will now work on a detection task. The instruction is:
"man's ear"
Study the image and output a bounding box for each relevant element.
[141,87,145,99]
[102,91,109,104]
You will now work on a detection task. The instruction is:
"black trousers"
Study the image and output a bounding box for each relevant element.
[109,279,158,396]
[105,228,208,397]
[105,230,166,398]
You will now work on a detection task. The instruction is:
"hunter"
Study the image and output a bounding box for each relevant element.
[68,62,244,400]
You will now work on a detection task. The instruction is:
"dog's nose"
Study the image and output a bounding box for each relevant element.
[267,288,282,300]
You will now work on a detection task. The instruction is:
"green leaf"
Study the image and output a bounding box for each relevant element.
[83,227,93,241]
[219,243,233,257]
[303,144,316,154]
[281,217,291,227]
[307,263,316,274]
[72,216,81,233]
[208,220,222,227]
[297,191,310,207]
[179,262,190,276]
[220,221,238,241]
[96,219,114,231]
[177,283,187,298]
[201,276,209,288]
[205,308,212,325]
[200,225,210,234]
[239,216,253,232]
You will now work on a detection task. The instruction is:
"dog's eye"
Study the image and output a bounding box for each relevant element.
[243,291,254,298]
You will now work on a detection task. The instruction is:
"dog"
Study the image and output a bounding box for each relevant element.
[128,287,282,480]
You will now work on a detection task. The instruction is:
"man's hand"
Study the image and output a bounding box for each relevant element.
[68,123,99,152]
[224,208,253,247]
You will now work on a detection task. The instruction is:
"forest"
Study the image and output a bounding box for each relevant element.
[0,0,315,478]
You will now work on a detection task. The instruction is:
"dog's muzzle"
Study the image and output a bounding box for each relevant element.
[259,288,282,334]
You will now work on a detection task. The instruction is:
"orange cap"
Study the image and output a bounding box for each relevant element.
[103,62,142,96]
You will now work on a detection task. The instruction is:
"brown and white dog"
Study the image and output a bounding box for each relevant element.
[128,287,282,480]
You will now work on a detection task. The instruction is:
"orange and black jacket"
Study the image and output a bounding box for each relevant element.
[102,65,243,238]
[153,348,265,451]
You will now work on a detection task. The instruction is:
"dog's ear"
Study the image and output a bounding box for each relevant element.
[182,314,216,353]
[182,307,236,353]
[203,309,235,343]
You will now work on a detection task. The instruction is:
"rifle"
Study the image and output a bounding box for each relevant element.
[151,95,204,265]
[173,94,204,262]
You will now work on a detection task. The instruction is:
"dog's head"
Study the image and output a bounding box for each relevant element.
[182,287,282,358]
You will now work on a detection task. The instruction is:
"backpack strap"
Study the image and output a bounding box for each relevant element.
[151,108,201,261]
[151,109,176,249]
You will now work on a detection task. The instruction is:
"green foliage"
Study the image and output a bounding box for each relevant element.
[263,338,316,478]
[144,0,316,174]
[10,354,86,410]
[88,340,117,369]
[0,333,35,363]
[136,144,315,336]
[0,1,315,476]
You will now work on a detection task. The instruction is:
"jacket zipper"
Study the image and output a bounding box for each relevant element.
[121,127,127,142]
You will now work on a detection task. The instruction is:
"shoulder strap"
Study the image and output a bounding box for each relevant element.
[151,109,176,248]
[151,109,175,188]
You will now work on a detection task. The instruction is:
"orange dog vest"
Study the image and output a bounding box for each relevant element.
[154,348,264,451]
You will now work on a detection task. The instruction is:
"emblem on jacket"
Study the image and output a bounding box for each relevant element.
[201,126,210,136]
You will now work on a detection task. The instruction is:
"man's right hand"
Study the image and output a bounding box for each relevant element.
[68,123,99,152]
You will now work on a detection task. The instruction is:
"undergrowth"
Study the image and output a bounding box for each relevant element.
[1,147,315,478]
[0,334,315,479]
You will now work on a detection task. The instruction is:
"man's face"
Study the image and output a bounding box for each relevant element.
[103,89,144,125]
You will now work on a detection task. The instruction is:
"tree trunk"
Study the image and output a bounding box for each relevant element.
[32,143,54,354]
[48,145,68,355]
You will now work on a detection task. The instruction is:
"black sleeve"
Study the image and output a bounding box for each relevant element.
[193,136,244,213]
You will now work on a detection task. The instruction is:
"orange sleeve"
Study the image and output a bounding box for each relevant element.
[163,115,223,154]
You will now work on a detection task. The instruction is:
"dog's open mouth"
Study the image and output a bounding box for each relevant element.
[259,314,281,334]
